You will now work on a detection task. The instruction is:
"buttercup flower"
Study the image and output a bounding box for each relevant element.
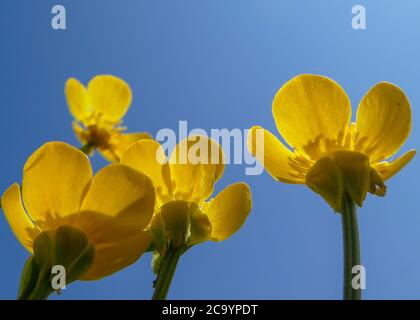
[248,74,415,212]
[1,142,155,299]
[65,75,151,162]
[121,135,252,299]
[248,74,415,300]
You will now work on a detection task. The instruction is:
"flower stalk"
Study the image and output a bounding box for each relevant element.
[341,193,361,300]
[18,226,95,300]
[152,245,184,300]
[79,142,94,155]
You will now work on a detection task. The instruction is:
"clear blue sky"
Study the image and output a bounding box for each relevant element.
[1,0,419,299]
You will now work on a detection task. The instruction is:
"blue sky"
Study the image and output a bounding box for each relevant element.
[1,0,420,299]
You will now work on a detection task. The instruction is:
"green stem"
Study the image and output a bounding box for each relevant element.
[152,245,183,300]
[341,193,361,300]
[79,142,94,155]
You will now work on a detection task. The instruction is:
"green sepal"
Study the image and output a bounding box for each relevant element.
[18,256,40,300]
[306,150,384,213]
[149,201,212,260]
[18,225,95,300]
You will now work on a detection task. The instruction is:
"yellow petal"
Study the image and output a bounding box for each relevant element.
[1,184,39,253]
[205,182,252,242]
[81,164,155,230]
[272,74,351,157]
[99,132,152,163]
[169,135,225,203]
[22,142,92,224]
[65,78,90,122]
[87,75,132,122]
[374,149,416,181]
[72,121,89,146]
[98,149,118,163]
[247,126,306,183]
[80,231,151,280]
[355,82,412,162]
[121,139,172,205]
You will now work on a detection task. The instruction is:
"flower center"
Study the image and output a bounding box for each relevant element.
[77,113,126,149]
[85,125,112,148]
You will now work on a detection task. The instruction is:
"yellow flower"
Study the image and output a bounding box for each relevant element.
[121,135,252,255]
[248,74,415,212]
[65,75,151,162]
[1,142,155,282]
